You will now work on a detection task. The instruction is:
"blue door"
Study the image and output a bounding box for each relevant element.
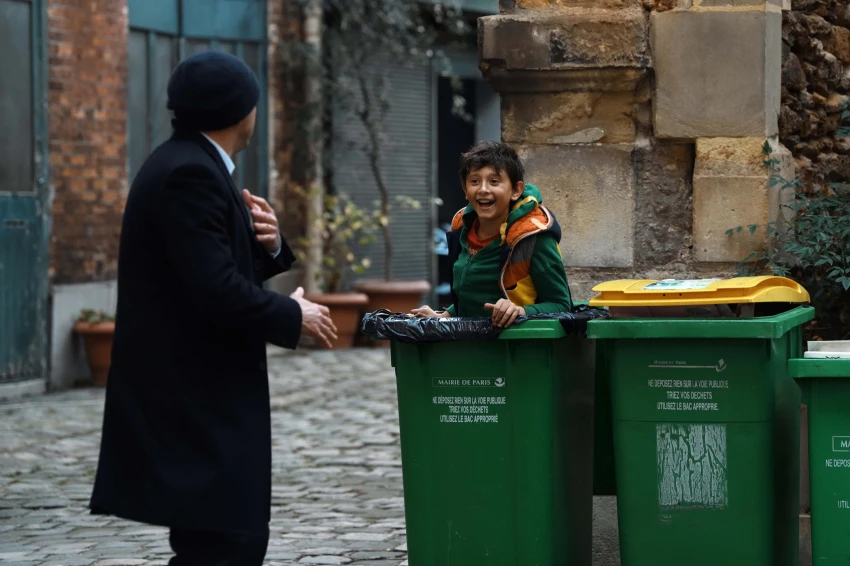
[0,0,48,382]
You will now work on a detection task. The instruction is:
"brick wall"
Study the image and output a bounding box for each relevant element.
[47,0,128,284]
[47,0,299,282]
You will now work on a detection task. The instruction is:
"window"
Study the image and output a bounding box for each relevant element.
[0,0,35,194]
[127,0,268,197]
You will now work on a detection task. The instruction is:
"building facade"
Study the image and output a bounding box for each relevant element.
[0,0,303,394]
[0,0,499,396]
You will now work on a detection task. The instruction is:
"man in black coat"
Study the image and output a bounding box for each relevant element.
[89,51,337,565]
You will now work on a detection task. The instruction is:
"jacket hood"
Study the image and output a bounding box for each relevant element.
[450,184,558,246]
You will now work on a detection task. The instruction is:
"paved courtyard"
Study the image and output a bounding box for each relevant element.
[0,348,409,566]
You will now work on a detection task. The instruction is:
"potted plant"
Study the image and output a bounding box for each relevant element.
[73,309,115,386]
[350,196,433,318]
[294,186,378,348]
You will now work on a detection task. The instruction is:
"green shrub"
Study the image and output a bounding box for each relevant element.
[727,141,850,340]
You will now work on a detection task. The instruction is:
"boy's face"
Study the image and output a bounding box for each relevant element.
[463,166,524,224]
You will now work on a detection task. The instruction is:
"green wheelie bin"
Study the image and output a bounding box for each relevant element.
[791,347,850,564]
[369,312,600,566]
[586,276,813,566]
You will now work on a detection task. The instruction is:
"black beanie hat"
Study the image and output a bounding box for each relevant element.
[167,51,260,132]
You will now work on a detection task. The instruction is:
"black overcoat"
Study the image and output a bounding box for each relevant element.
[89,129,302,535]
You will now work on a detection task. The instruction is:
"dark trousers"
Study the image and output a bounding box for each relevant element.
[168,527,269,566]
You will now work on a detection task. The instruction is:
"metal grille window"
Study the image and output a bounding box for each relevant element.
[127,0,268,196]
[332,47,500,292]
[332,57,435,285]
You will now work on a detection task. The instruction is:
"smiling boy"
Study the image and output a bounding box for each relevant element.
[414,141,572,328]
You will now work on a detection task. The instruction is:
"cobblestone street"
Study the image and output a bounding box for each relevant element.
[0,348,408,566]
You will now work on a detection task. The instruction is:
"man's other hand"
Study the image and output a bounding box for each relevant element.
[290,287,337,348]
[242,189,282,255]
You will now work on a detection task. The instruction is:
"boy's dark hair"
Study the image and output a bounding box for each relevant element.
[459,141,525,188]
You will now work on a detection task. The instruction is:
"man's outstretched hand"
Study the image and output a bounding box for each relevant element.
[291,287,338,349]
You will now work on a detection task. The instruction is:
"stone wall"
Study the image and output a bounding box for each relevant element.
[781,1,850,187]
[47,0,129,284]
[482,0,793,300]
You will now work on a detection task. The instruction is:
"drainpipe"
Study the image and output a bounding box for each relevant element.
[303,0,324,295]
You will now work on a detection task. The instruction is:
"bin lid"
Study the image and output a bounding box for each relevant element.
[588,276,809,307]
[789,359,850,379]
[586,305,814,340]
[807,341,850,355]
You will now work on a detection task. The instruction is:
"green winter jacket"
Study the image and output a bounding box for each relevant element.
[444,184,573,317]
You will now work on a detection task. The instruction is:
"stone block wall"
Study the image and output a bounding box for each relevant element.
[481,0,794,299]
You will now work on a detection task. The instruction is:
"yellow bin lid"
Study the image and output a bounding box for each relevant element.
[588,276,810,307]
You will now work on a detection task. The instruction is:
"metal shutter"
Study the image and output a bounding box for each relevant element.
[332,57,434,284]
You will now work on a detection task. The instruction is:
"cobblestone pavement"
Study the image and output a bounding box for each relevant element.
[0,348,409,566]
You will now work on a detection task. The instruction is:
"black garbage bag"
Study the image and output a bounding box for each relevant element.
[360,305,608,343]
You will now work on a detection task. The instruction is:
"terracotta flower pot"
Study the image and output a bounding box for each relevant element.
[304,292,370,349]
[352,279,432,348]
[73,321,115,387]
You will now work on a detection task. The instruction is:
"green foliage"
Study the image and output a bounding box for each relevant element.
[727,140,850,340]
[293,184,438,293]
[838,106,850,139]
[293,185,380,294]
[318,0,472,124]
[283,0,469,280]
[76,310,115,324]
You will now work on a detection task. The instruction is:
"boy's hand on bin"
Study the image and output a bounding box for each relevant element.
[411,306,450,318]
[484,299,525,328]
